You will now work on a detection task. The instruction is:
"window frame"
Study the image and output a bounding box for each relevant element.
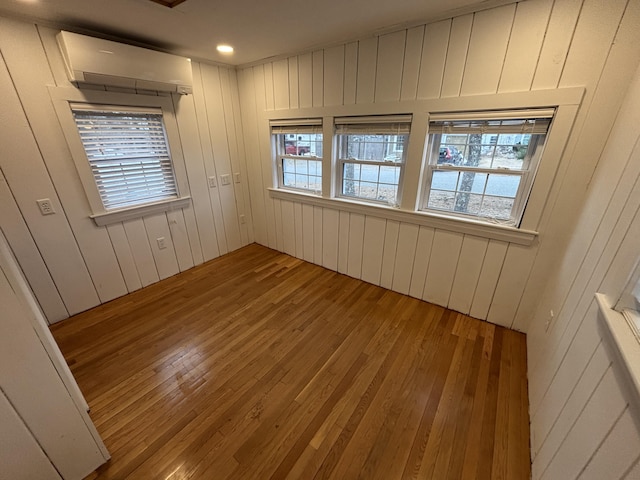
[263,87,584,246]
[50,87,191,226]
[420,111,552,227]
[334,115,412,207]
[271,120,324,195]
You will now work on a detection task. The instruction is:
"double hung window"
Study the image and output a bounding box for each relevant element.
[421,110,552,226]
[271,119,323,195]
[335,116,411,206]
[72,105,178,211]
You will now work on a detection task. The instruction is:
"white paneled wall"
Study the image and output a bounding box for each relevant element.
[0,17,252,323]
[237,0,640,331]
[237,1,640,477]
[526,58,640,479]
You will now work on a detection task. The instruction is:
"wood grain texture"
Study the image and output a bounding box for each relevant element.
[52,244,530,480]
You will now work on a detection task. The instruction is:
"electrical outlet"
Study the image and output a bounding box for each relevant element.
[220,174,231,186]
[157,237,167,250]
[234,172,241,184]
[208,176,217,188]
[36,198,55,215]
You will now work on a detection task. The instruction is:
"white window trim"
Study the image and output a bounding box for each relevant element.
[597,293,640,412]
[334,115,411,207]
[420,114,550,227]
[271,119,323,195]
[261,87,584,244]
[49,86,191,226]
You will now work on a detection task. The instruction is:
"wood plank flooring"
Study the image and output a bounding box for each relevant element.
[51,244,530,480]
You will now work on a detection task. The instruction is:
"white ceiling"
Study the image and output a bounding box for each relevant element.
[0,0,508,66]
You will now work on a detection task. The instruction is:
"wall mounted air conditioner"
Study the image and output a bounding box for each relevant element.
[57,31,193,94]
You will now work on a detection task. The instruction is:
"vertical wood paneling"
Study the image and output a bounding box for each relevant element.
[238,68,268,247]
[391,223,419,295]
[312,50,324,107]
[294,202,304,259]
[416,19,451,99]
[356,37,378,104]
[400,26,424,101]
[461,4,516,96]
[540,368,626,480]
[167,210,195,272]
[272,59,290,110]
[579,408,640,480]
[322,208,339,271]
[423,230,463,306]
[343,42,358,105]
[264,62,275,110]
[338,211,350,274]
[380,220,399,290]
[0,390,62,480]
[360,216,386,285]
[448,235,489,315]
[199,64,243,252]
[191,63,230,255]
[143,214,180,280]
[302,204,314,263]
[225,68,254,244]
[288,57,299,109]
[106,224,143,293]
[252,65,278,249]
[0,46,99,315]
[441,14,473,98]
[273,197,284,252]
[281,200,296,256]
[346,213,365,279]
[123,219,159,287]
[324,45,345,106]
[531,335,608,471]
[3,20,128,305]
[487,244,536,328]
[408,226,435,299]
[313,206,323,265]
[298,53,313,108]
[0,170,68,322]
[171,93,215,262]
[374,30,406,103]
[470,240,508,320]
[531,0,583,90]
[498,0,553,93]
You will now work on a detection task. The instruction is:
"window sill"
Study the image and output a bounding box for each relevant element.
[268,188,538,245]
[597,293,640,411]
[90,196,191,227]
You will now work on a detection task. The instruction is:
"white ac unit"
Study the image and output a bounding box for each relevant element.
[57,31,193,95]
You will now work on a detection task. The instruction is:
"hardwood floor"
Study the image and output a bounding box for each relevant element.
[51,244,530,480]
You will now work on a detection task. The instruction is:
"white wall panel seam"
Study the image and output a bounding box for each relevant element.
[527,0,556,91]
[494,3,519,94]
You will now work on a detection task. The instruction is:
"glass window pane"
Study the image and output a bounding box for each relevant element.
[380,165,400,184]
[360,164,379,182]
[485,174,520,197]
[479,196,514,220]
[431,171,459,191]
[453,193,482,215]
[283,158,295,173]
[428,190,456,211]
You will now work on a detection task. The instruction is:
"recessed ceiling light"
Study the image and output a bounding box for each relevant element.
[216,45,234,54]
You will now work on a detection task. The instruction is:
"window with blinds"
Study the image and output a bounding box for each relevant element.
[72,105,178,210]
[335,115,411,206]
[421,109,553,226]
[271,119,323,194]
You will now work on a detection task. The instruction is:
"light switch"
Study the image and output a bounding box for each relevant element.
[234,172,241,184]
[220,174,231,186]
[208,176,217,188]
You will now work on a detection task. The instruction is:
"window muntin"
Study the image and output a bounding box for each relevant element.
[421,113,551,226]
[272,122,323,195]
[72,106,178,211]
[335,116,411,206]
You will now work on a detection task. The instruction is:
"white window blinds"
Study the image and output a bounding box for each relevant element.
[270,118,323,135]
[72,106,178,210]
[335,115,412,135]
